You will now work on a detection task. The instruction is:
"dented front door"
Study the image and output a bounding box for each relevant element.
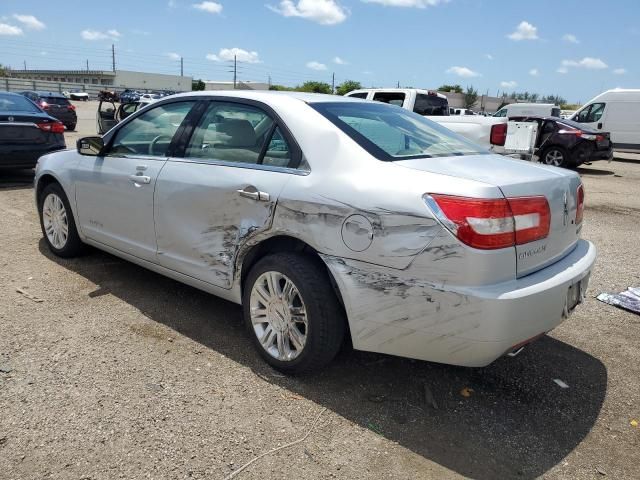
[154,161,290,289]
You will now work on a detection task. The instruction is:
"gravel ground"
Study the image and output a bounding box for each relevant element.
[0,101,638,479]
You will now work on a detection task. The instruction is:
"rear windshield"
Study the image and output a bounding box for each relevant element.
[0,94,40,113]
[42,96,71,106]
[311,102,487,161]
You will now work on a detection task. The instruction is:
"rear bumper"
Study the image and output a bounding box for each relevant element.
[0,143,66,168]
[324,239,596,367]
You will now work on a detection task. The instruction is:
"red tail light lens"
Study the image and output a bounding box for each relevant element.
[67,104,76,111]
[428,194,550,250]
[490,123,507,146]
[39,101,49,110]
[37,122,65,134]
[576,184,585,224]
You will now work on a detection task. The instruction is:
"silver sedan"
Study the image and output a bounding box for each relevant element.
[35,91,596,373]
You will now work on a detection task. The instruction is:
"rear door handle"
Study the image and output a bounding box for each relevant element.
[129,174,151,184]
[237,187,270,202]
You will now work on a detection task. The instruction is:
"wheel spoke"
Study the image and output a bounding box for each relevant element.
[266,272,281,297]
[259,325,275,347]
[282,279,295,302]
[276,332,287,359]
[254,285,271,307]
[288,327,305,352]
[250,307,268,324]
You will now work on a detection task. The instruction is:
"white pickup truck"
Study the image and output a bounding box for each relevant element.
[345,88,507,153]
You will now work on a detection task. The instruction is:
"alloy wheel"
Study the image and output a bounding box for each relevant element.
[544,149,564,167]
[249,271,308,361]
[42,193,69,249]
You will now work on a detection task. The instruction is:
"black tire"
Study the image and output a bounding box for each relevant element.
[67,124,76,131]
[38,182,84,258]
[540,145,569,168]
[242,253,346,374]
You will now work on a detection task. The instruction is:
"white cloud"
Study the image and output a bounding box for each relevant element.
[0,23,23,35]
[192,1,223,13]
[500,81,518,88]
[333,56,348,65]
[361,0,449,7]
[613,68,627,75]
[167,52,181,60]
[561,57,608,70]
[206,47,261,63]
[562,33,579,44]
[508,21,538,41]
[557,67,568,74]
[485,53,493,60]
[168,0,177,7]
[446,66,480,78]
[81,29,121,41]
[13,14,45,30]
[306,60,327,71]
[268,0,348,25]
[529,68,539,76]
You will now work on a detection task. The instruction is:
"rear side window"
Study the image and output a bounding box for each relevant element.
[185,102,292,168]
[414,94,449,116]
[0,94,40,113]
[346,92,367,99]
[551,107,561,117]
[42,96,71,106]
[372,92,405,107]
[494,109,507,117]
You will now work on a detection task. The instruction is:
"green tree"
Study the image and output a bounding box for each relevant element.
[463,85,479,109]
[437,84,463,93]
[295,81,332,94]
[269,84,294,91]
[0,64,9,77]
[192,79,205,91]
[336,80,362,96]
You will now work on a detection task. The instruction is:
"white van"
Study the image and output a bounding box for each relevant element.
[570,89,640,153]
[494,103,561,118]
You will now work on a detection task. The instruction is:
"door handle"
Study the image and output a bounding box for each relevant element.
[597,122,603,129]
[237,187,270,202]
[129,174,151,184]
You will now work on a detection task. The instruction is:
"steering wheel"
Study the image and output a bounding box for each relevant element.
[148,135,172,156]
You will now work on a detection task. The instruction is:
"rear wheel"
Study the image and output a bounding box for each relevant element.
[541,146,569,168]
[38,183,84,258]
[243,253,345,374]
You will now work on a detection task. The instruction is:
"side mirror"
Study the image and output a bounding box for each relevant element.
[77,136,104,156]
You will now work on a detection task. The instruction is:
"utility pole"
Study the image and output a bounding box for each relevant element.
[397,80,400,88]
[331,72,335,94]
[233,55,237,89]
[86,59,89,72]
[111,44,116,72]
[180,57,184,77]
[23,60,27,71]
[268,75,271,88]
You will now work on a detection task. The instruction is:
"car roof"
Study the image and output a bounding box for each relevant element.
[0,91,28,98]
[167,90,367,105]
[35,91,67,98]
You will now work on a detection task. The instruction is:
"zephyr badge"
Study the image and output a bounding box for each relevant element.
[563,191,569,226]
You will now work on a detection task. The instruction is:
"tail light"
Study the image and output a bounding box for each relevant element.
[576,184,585,224]
[39,101,49,110]
[426,194,550,250]
[37,121,65,134]
[67,104,76,111]
[490,123,507,146]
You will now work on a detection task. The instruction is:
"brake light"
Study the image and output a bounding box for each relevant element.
[427,194,550,250]
[67,104,76,111]
[576,184,585,224]
[490,123,507,146]
[39,101,49,110]
[37,122,65,134]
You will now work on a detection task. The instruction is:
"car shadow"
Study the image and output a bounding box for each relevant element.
[40,241,607,480]
[0,168,35,190]
[576,166,615,176]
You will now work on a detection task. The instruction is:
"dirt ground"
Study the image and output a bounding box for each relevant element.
[0,101,638,479]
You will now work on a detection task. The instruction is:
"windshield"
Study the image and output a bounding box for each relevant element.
[311,102,487,161]
[0,94,41,113]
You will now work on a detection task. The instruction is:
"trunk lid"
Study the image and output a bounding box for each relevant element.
[395,154,583,276]
[0,114,49,145]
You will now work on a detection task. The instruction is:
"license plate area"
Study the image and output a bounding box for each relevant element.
[564,274,590,317]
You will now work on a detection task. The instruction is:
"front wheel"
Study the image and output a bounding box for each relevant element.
[38,183,84,258]
[243,253,345,374]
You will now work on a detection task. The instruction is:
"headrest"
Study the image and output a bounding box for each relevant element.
[217,119,256,147]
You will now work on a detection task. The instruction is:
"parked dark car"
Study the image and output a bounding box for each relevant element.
[20,91,77,131]
[0,91,66,169]
[96,100,145,134]
[522,116,613,168]
[119,89,141,103]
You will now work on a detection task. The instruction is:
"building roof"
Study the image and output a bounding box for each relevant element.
[9,69,116,76]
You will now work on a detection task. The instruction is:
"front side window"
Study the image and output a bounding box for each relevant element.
[185,102,292,167]
[494,109,507,117]
[372,92,406,107]
[110,101,195,157]
[575,103,605,123]
[311,102,486,161]
[414,94,449,116]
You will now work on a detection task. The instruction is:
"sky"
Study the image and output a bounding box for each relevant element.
[0,0,638,103]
